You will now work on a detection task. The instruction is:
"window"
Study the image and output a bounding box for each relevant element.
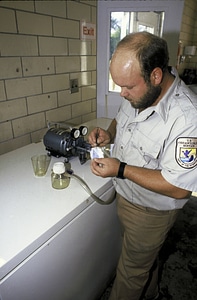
[109,11,165,92]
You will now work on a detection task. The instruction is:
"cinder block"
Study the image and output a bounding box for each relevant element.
[12,112,46,137]
[67,1,90,22]
[92,71,96,85]
[82,85,96,100]
[5,77,42,99]
[22,57,55,77]
[42,74,69,93]
[80,71,92,86]
[0,1,34,12]
[31,128,48,144]
[0,135,31,155]
[91,98,96,112]
[53,18,79,38]
[0,121,13,142]
[0,58,22,80]
[46,106,72,123]
[81,56,96,71]
[0,33,38,56]
[80,0,97,7]
[39,37,68,56]
[55,56,80,73]
[72,100,91,118]
[17,11,52,35]
[58,89,81,106]
[91,4,97,22]
[0,98,27,122]
[0,7,17,33]
[27,93,57,114]
[82,111,97,123]
[69,39,91,56]
[0,81,6,101]
[35,1,67,18]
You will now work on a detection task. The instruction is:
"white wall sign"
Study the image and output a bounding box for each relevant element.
[81,21,96,40]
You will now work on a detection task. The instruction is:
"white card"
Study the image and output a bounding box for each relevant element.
[90,147,104,159]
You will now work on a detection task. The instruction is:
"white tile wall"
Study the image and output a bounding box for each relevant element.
[0,0,97,154]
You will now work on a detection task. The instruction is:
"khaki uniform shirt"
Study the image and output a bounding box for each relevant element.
[112,68,197,210]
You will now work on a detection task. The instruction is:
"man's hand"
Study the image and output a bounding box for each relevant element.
[91,157,120,178]
[88,127,111,147]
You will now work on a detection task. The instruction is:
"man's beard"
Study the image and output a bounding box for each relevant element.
[126,83,162,110]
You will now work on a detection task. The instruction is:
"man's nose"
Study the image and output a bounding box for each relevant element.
[120,87,129,97]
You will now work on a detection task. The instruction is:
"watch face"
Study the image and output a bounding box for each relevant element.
[80,126,88,136]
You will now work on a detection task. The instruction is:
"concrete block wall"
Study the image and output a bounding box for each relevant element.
[0,0,97,155]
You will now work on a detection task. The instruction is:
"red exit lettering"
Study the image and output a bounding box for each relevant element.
[83,26,94,36]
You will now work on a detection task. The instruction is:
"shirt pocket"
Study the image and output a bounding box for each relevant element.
[129,128,162,169]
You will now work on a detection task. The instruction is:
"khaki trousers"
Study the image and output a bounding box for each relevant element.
[109,194,180,300]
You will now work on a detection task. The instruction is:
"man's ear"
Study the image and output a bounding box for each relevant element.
[151,68,163,85]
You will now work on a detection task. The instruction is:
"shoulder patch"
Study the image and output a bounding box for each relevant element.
[176,137,197,169]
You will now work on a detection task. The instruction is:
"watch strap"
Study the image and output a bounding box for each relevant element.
[117,162,127,179]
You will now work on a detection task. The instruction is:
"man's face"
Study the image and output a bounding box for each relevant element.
[110,51,161,110]
[125,81,162,110]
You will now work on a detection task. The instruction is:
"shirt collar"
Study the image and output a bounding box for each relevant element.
[133,67,181,123]
[154,67,181,122]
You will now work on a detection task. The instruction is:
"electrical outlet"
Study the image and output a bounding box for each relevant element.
[70,79,79,94]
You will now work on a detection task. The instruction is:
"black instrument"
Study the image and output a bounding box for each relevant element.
[43,122,91,164]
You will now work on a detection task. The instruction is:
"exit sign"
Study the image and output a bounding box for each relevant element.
[81,21,96,40]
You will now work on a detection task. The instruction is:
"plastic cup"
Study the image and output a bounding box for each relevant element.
[31,154,51,177]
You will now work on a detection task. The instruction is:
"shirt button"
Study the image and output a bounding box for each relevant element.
[121,146,123,149]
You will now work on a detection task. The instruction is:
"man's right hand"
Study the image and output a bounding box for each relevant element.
[88,127,111,147]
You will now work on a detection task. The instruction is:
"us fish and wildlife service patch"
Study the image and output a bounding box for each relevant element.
[176,137,197,169]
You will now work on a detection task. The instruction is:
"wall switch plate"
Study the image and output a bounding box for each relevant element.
[70,79,79,93]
